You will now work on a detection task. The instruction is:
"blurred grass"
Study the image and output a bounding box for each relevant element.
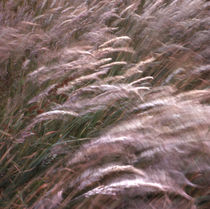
[0,0,210,208]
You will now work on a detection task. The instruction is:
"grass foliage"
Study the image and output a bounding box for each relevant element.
[0,0,210,208]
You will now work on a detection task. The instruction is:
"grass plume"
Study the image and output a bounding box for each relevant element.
[0,0,209,208]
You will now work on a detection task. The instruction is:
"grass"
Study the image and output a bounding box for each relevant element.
[0,0,210,208]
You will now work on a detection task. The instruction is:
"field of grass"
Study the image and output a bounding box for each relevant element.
[0,0,210,208]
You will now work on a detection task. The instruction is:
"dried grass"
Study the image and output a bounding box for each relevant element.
[0,0,209,208]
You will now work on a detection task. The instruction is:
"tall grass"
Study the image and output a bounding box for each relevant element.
[0,0,209,208]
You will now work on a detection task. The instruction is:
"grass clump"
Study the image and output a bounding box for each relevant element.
[0,0,210,208]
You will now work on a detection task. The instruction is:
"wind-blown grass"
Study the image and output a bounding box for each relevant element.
[0,0,209,208]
